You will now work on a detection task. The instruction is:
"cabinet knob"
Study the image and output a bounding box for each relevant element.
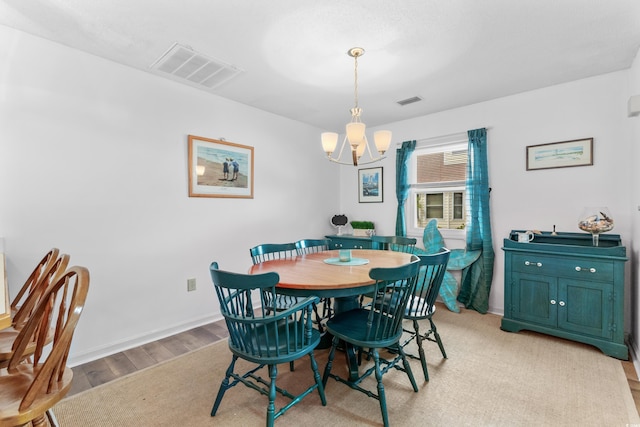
[559,301,566,307]
[575,266,597,273]
[550,299,556,305]
[524,261,542,267]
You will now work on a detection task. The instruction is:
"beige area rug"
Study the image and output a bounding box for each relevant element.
[54,308,640,426]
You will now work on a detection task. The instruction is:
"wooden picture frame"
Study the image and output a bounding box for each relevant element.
[526,138,593,171]
[188,135,254,198]
[358,167,383,203]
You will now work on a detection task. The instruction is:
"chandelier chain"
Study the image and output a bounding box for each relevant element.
[353,54,359,109]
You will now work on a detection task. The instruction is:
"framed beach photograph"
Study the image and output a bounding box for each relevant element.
[188,135,254,198]
[358,167,383,203]
[526,138,593,171]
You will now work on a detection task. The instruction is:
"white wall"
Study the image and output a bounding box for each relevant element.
[628,48,640,360]
[0,26,340,365]
[340,70,634,320]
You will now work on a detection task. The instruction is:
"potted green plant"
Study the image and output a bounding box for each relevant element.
[350,221,375,237]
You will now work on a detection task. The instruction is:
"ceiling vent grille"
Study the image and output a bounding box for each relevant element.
[397,96,423,106]
[150,43,243,90]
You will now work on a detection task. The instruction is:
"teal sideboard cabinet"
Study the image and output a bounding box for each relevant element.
[325,235,372,249]
[501,230,628,359]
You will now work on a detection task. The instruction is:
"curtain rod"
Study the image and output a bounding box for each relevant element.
[394,127,491,147]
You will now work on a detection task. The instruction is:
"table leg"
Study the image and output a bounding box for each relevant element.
[334,296,360,382]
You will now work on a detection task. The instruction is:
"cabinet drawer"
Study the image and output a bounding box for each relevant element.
[511,254,614,282]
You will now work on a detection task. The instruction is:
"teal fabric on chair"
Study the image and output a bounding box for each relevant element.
[322,257,421,427]
[418,219,480,313]
[209,262,326,427]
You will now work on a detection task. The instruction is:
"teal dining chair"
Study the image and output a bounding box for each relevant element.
[322,257,421,427]
[401,250,451,381]
[250,243,301,312]
[209,262,326,427]
[295,239,333,325]
[250,242,302,371]
[371,235,417,253]
[417,219,481,312]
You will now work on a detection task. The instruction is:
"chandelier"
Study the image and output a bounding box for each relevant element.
[321,47,392,166]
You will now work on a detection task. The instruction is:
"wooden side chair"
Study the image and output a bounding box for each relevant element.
[9,248,60,322]
[322,257,421,427]
[0,266,90,427]
[0,253,70,369]
[400,250,451,381]
[371,235,417,253]
[209,262,326,427]
[295,239,333,326]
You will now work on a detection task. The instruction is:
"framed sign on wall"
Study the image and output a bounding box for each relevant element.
[526,138,593,171]
[188,135,254,198]
[358,167,383,203]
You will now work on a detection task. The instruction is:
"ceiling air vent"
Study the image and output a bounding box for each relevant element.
[150,43,243,90]
[397,96,423,106]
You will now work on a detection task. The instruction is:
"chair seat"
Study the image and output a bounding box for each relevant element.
[326,309,402,349]
[0,363,73,425]
[404,295,436,319]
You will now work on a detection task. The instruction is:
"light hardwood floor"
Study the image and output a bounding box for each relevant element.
[67,318,640,418]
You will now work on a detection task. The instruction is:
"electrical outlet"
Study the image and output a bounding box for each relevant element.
[187,278,196,292]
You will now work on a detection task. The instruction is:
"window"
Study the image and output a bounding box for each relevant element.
[406,133,468,237]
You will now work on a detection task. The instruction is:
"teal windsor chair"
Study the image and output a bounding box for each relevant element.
[322,257,421,427]
[400,250,451,382]
[371,235,417,253]
[294,239,334,327]
[249,243,301,312]
[250,242,302,371]
[209,262,326,427]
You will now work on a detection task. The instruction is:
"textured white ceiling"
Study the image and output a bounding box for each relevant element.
[1,0,639,131]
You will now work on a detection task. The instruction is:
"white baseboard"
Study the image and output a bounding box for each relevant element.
[67,313,224,367]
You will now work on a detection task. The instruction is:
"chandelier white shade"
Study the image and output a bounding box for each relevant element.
[321,48,391,166]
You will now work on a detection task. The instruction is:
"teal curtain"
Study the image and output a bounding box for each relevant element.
[395,140,416,236]
[457,128,495,313]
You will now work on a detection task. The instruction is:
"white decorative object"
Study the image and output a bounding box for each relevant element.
[578,207,614,246]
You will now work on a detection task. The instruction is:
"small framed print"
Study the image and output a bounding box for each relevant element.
[188,135,254,198]
[358,167,383,203]
[526,138,593,171]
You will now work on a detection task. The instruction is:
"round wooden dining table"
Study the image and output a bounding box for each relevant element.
[248,249,415,296]
[249,249,417,380]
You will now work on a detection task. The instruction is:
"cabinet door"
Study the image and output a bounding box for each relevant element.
[510,272,557,328]
[557,278,613,339]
